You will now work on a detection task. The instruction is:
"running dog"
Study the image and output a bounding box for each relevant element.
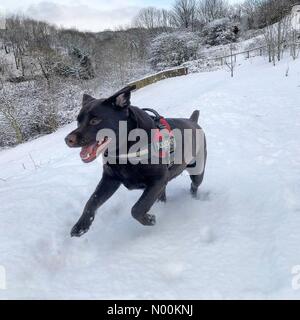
[65,85,207,237]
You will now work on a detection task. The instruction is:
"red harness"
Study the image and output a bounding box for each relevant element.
[152,117,175,159]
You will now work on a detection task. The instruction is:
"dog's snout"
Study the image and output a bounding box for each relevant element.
[65,133,77,147]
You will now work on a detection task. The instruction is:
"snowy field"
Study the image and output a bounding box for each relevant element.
[0,56,300,299]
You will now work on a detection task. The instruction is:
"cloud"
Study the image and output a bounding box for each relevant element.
[25,1,141,31]
[2,0,244,31]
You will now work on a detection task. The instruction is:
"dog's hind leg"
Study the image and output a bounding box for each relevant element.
[187,135,207,198]
[189,172,205,198]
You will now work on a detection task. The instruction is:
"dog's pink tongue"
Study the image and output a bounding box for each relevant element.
[80,144,96,161]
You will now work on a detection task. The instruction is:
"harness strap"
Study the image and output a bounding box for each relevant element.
[105,108,175,163]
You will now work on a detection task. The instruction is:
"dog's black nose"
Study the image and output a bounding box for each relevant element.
[65,134,77,147]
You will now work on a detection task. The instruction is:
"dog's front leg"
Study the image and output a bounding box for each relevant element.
[131,178,167,226]
[71,173,121,237]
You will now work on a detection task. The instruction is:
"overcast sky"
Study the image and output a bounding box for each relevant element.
[0,0,244,32]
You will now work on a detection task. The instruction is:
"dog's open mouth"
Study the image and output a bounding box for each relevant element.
[80,137,111,163]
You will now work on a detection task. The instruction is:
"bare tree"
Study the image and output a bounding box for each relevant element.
[262,0,291,65]
[225,44,236,77]
[290,29,300,60]
[133,7,174,31]
[172,0,198,31]
[255,0,294,29]
[242,0,262,29]
[0,85,23,144]
[198,0,229,24]
[4,16,27,77]
[263,17,291,65]
[161,9,175,29]
[133,7,161,29]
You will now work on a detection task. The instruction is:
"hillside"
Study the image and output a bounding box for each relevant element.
[0,55,300,299]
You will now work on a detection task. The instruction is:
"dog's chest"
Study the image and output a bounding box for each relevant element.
[122,179,147,190]
[109,165,148,190]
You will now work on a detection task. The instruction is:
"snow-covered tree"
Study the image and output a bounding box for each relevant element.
[149,31,200,70]
[201,18,239,46]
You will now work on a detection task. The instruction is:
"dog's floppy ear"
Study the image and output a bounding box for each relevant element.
[82,94,95,106]
[105,85,136,109]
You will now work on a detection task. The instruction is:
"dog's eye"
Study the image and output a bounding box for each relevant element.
[90,118,101,125]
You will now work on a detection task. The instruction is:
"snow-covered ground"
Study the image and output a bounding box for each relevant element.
[0,55,300,299]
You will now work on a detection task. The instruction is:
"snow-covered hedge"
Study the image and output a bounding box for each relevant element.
[182,59,221,73]
[149,32,201,70]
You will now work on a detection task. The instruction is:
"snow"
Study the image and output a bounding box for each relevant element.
[1,55,300,299]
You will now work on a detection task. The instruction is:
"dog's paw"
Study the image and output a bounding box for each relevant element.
[190,185,198,199]
[139,214,156,226]
[71,216,94,237]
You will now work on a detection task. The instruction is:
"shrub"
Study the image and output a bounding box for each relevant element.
[149,31,200,70]
[202,18,239,46]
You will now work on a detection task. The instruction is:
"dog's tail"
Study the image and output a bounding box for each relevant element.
[190,110,200,123]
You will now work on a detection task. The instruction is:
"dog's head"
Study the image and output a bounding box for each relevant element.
[65,85,136,163]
